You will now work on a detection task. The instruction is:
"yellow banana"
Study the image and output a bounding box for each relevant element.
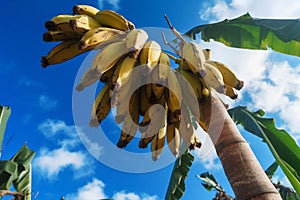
[89,85,111,127]
[166,69,182,116]
[203,62,226,94]
[76,41,128,91]
[73,5,100,17]
[70,15,101,34]
[79,27,125,50]
[203,49,211,60]
[45,14,81,32]
[179,103,201,150]
[116,90,139,148]
[166,123,181,157]
[181,41,206,77]
[157,52,171,82]
[225,85,238,99]
[43,31,81,42]
[151,108,167,161]
[125,29,148,58]
[94,10,135,31]
[139,85,151,116]
[41,40,88,67]
[207,60,244,90]
[139,40,161,75]
[151,84,165,100]
[115,56,137,88]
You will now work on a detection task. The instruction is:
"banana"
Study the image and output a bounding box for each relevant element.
[203,49,211,60]
[125,29,148,58]
[157,52,171,82]
[70,15,101,34]
[139,85,151,116]
[166,69,182,120]
[116,90,139,148]
[179,103,201,150]
[45,14,81,32]
[181,41,206,77]
[151,84,165,100]
[94,10,135,31]
[43,31,81,42]
[115,56,137,88]
[139,40,161,75]
[89,85,111,127]
[79,27,125,50]
[41,40,88,67]
[207,60,244,90]
[73,5,100,17]
[203,62,226,94]
[225,85,238,99]
[76,41,128,91]
[151,108,167,161]
[166,123,181,157]
[176,69,202,120]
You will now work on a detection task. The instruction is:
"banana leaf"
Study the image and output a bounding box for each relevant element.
[196,172,223,192]
[185,13,300,57]
[0,105,11,157]
[228,106,300,195]
[0,160,18,190]
[165,151,194,200]
[265,161,279,179]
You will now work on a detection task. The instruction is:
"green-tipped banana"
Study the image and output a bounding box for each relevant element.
[79,27,125,50]
[89,85,111,127]
[181,41,206,77]
[94,10,135,31]
[73,5,100,17]
[207,60,244,90]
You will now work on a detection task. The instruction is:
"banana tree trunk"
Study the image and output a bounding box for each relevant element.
[199,96,281,200]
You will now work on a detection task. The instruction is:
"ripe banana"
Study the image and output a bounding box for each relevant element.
[79,27,125,50]
[157,52,171,82]
[73,5,100,17]
[166,123,181,157]
[151,84,165,100]
[125,29,148,58]
[151,108,167,161]
[45,14,81,32]
[139,85,151,116]
[139,40,161,75]
[43,31,81,42]
[179,103,201,150]
[181,41,206,77]
[166,69,182,119]
[225,85,238,99]
[207,60,244,90]
[76,41,128,91]
[89,85,111,127]
[203,62,226,94]
[41,40,88,67]
[70,15,101,34]
[203,49,211,60]
[115,56,137,88]
[94,10,135,31]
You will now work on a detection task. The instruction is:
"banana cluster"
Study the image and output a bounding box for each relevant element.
[41,5,244,161]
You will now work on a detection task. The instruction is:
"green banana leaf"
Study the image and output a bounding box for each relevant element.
[185,13,300,57]
[11,144,35,200]
[196,172,223,192]
[228,106,300,195]
[165,151,194,200]
[265,161,279,179]
[0,160,18,190]
[0,105,11,157]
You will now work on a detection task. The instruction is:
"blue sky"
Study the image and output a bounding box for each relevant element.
[1,0,300,199]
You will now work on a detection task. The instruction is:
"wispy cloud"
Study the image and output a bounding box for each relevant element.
[199,0,300,22]
[66,178,159,200]
[97,0,121,10]
[39,95,58,110]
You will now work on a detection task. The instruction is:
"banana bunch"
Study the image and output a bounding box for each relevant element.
[41,4,135,67]
[41,6,245,162]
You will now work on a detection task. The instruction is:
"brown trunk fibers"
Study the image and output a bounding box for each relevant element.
[199,96,281,200]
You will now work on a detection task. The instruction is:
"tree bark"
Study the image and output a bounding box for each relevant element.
[199,96,281,200]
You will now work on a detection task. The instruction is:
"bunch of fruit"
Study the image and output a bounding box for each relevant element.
[41,5,244,161]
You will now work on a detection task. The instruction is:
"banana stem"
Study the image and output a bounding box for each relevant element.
[164,14,185,43]
[161,32,180,56]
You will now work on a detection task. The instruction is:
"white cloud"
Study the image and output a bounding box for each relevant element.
[66,179,107,200]
[98,0,120,10]
[200,0,300,22]
[39,95,57,110]
[33,147,86,179]
[66,179,159,200]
